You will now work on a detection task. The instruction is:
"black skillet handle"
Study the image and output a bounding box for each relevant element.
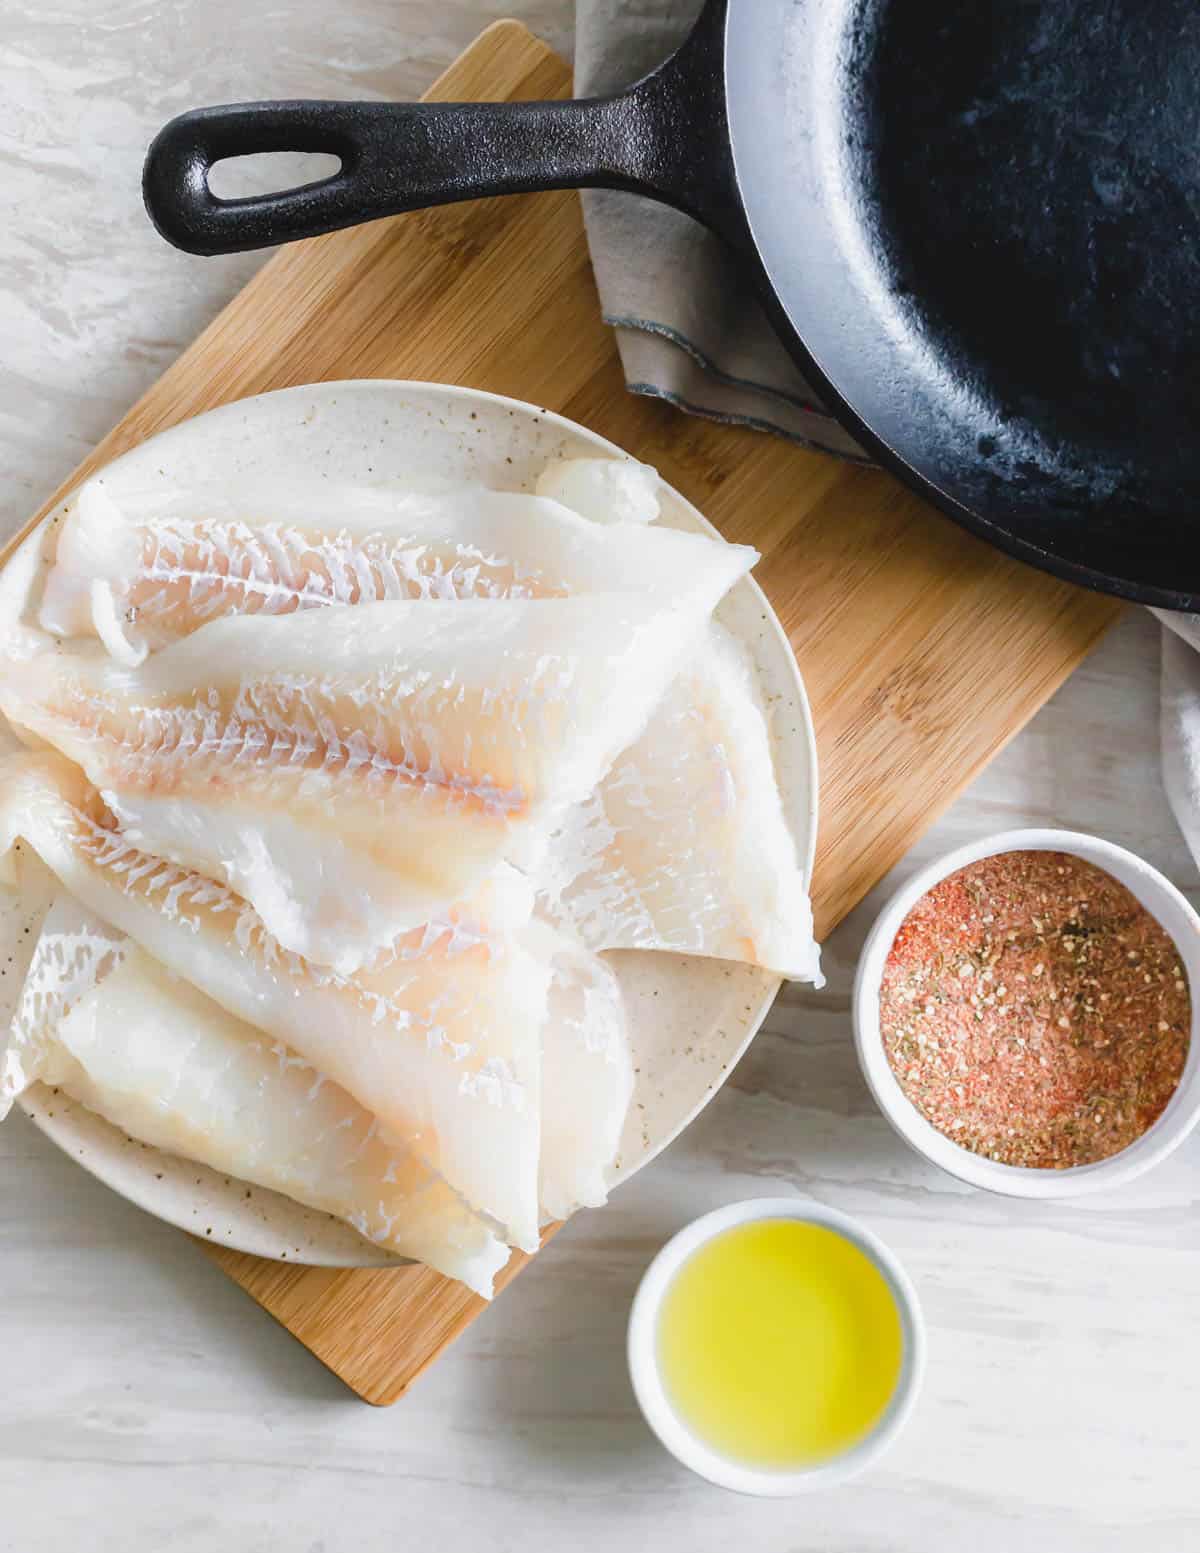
[143,0,747,258]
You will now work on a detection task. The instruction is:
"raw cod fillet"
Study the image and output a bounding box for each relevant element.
[0,893,129,1109]
[534,925,634,1222]
[0,589,749,971]
[537,624,823,983]
[37,471,749,664]
[25,464,820,982]
[1,898,510,1296]
[0,847,58,1054]
[0,446,815,1266]
[0,752,547,1250]
[534,458,660,526]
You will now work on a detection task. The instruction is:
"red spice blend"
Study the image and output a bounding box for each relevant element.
[880,850,1190,1169]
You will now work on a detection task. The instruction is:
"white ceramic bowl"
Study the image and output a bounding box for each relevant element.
[854,828,1200,1197]
[626,1197,925,1495]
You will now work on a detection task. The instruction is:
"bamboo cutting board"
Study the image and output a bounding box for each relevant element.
[9,22,1121,1404]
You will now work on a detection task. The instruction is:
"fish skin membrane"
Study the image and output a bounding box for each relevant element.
[0,752,547,1251]
[1,589,745,972]
[537,624,823,984]
[4,898,509,1296]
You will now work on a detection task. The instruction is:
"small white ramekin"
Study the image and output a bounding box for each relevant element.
[854,828,1200,1197]
[626,1197,925,1495]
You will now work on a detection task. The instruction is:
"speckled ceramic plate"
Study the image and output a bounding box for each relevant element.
[0,380,818,1266]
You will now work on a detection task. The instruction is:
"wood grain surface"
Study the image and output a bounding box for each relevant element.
[3,21,1121,1405]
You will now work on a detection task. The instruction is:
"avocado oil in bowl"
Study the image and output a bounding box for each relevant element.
[627,1199,923,1494]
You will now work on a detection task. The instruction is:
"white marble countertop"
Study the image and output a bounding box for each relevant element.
[2,5,1198,1549]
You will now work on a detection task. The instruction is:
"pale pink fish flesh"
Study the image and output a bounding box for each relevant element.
[0,752,547,1250]
[537,624,822,983]
[3,899,509,1295]
[534,925,633,1222]
[0,592,746,970]
[38,473,751,664]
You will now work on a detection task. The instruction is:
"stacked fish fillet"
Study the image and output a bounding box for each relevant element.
[0,455,821,1295]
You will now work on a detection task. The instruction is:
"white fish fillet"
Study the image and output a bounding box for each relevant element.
[0,870,110,1107]
[27,460,814,979]
[1,592,747,970]
[1,899,509,1295]
[2,590,738,969]
[38,473,751,663]
[534,458,660,527]
[537,624,822,982]
[0,753,547,1249]
[535,926,633,1222]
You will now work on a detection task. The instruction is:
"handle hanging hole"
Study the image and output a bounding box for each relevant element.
[206,150,343,201]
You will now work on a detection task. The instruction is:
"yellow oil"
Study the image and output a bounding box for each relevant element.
[656,1219,904,1468]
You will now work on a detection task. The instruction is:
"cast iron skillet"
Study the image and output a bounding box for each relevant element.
[143,0,1200,609]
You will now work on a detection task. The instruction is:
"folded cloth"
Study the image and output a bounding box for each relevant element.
[576,0,1200,880]
[574,0,867,460]
[1157,612,1200,872]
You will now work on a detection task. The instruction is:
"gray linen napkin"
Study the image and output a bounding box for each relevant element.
[1156,612,1200,870]
[576,0,1200,877]
[574,0,867,460]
